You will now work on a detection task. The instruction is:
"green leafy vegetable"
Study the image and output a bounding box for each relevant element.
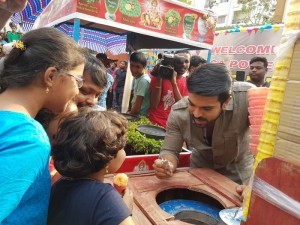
[165,9,181,27]
[120,0,141,17]
[126,116,163,155]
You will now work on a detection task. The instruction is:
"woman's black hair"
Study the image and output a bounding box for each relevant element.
[187,63,232,104]
[52,109,128,178]
[0,27,85,91]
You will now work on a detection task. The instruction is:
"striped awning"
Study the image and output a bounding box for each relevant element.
[11,0,51,32]
[56,24,127,55]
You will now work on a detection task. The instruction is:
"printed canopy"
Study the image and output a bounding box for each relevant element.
[34,0,217,51]
[56,24,127,55]
[11,0,51,31]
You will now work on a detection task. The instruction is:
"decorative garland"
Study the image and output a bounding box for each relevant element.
[215,23,282,36]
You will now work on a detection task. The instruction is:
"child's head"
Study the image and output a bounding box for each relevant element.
[129,52,146,78]
[52,109,128,178]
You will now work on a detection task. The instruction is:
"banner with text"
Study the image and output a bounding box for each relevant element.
[211,27,283,78]
[35,0,216,46]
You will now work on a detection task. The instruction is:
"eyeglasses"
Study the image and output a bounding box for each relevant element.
[65,73,85,88]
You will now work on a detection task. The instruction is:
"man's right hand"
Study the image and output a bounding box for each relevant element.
[153,158,174,178]
[236,184,247,201]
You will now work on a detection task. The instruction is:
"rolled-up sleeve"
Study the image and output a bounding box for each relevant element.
[160,109,184,162]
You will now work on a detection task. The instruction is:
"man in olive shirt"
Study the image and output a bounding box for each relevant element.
[153,63,255,185]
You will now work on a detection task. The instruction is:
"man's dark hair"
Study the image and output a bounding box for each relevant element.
[189,55,207,69]
[96,53,108,61]
[174,49,190,55]
[249,56,268,68]
[157,53,163,59]
[84,53,107,88]
[130,52,147,67]
[52,109,128,178]
[187,63,232,104]
[9,22,16,28]
[174,50,191,55]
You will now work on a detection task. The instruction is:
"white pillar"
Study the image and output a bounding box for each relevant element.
[121,62,133,113]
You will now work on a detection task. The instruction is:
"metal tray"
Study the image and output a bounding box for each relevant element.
[121,113,140,122]
[136,125,166,140]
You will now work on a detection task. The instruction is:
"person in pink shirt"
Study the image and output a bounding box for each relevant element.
[149,50,190,128]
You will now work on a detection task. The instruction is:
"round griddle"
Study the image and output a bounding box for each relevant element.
[136,125,166,140]
[121,113,140,122]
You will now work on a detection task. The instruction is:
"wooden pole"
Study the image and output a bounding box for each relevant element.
[273,0,287,23]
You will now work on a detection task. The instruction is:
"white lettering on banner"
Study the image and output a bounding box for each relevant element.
[211,28,283,77]
[211,60,275,71]
[212,45,276,55]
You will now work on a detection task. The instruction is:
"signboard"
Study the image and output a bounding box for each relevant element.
[211,26,283,78]
[35,0,216,46]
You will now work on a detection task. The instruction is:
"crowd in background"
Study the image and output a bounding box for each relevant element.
[0,22,24,58]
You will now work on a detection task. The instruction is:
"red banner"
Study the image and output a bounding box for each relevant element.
[36,0,216,46]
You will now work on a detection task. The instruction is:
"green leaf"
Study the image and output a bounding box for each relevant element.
[125,116,163,155]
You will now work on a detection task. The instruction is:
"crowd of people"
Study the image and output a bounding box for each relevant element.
[0,22,24,57]
[0,1,272,224]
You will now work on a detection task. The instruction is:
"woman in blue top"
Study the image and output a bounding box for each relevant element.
[0,27,86,225]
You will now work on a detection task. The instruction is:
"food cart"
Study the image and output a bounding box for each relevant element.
[34,0,217,173]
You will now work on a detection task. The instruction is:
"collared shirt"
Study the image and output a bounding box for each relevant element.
[160,82,256,184]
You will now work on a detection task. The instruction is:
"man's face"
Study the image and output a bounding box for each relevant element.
[174,53,190,75]
[75,72,103,108]
[130,61,145,78]
[119,62,127,70]
[11,26,17,33]
[110,62,117,70]
[249,61,267,83]
[187,93,231,128]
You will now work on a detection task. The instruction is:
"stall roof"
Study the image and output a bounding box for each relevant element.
[11,0,51,31]
[56,23,127,55]
[34,0,217,51]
